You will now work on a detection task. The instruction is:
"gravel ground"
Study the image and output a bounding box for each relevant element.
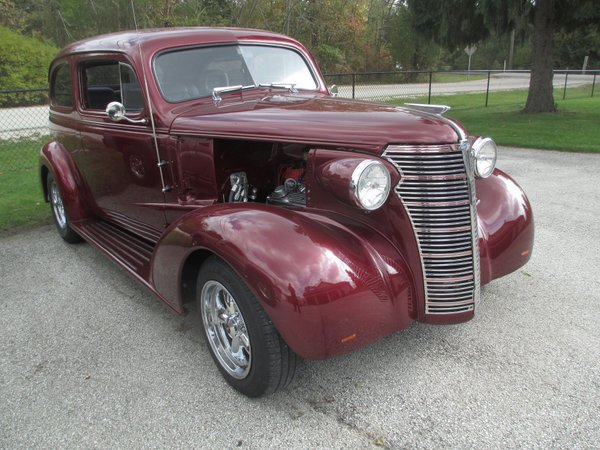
[1,147,599,449]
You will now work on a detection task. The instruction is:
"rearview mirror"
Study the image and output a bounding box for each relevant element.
[329,85,339,97]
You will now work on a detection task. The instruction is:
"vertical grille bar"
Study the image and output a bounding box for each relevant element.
[383,143,479,314]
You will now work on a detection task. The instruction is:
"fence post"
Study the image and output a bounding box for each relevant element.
[428,71,432,104]
[352,73,356,99]
[592,73,596,97]
[485,71,491,107]
[562,72,568,100]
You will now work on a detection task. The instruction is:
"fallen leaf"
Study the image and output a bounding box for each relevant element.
[373,437,385,447]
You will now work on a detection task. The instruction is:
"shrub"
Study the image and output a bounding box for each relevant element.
[0,26,58,106]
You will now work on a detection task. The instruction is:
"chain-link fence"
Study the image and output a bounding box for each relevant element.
[1,70,598,173]
[0,89,49,173]
[324,70,598,104]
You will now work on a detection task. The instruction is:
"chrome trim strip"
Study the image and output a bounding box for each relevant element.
[404,103,451,115]
[459,139,481,306]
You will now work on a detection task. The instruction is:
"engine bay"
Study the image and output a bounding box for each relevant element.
[214,140,308,208]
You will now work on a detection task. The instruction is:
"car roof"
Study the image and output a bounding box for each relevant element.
[55,27,300,60]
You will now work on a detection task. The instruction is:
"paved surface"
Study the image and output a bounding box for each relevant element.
[0,105,48,139]
[1,148,599,448]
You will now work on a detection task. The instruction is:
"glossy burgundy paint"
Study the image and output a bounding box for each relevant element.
[40,141,92,224]
[151,203,413,359]
[317,156,401,209]
[41,28,534,361]
[170,95,459,151]
[477,169,534,284]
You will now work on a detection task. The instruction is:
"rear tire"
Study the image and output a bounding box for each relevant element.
[47,174,82,243]
[197,256,297,397]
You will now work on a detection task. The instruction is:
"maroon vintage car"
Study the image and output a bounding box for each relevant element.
[40,28,533,397]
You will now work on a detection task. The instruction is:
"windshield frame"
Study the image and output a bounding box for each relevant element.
[152,42,322,104]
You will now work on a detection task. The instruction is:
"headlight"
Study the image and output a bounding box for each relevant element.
[350,160,391,210]
[471,137,497,178]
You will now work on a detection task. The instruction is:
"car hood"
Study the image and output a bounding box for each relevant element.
[169,94,461,153]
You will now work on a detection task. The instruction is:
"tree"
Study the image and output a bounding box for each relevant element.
[406,0,599,113]
[388,7,444,72]
[555,24,600,69]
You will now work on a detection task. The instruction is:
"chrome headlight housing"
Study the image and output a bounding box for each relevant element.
[471,137,497,178]
[350,160,391,210]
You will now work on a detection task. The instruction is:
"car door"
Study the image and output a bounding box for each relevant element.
[74,55,168,241]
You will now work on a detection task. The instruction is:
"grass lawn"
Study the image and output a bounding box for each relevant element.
[1,86,598,231]
[0,138,51,231]
[389,86,600,152]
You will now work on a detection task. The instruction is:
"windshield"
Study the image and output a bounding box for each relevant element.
[154,44,318,102]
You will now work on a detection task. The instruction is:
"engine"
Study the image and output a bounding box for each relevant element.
[227,162,306,207]
[266,179,305,207]
[266,163,306,207]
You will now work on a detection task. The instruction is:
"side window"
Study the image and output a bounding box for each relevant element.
[50,63,73,108]
[81,61,143,112]
[119,63,144,112]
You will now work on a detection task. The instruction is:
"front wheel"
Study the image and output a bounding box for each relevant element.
[197,256,298,397]
[47,174,82,243]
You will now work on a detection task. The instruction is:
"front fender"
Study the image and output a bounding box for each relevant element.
[151,204,413,359]
[477,168,534,284]
[40,141,92,224]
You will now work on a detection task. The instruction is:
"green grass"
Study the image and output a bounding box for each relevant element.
[390,86,600,152]
[1,85,598,231]
[0,138,51,231]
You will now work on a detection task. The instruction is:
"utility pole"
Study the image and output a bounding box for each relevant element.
[508,29,515,70]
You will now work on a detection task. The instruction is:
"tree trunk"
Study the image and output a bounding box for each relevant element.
[525,0,556,113]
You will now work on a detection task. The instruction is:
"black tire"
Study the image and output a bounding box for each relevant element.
[47,174,82,244]
[196,256,298,397]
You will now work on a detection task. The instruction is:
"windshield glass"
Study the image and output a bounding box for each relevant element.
[154,45,318,102]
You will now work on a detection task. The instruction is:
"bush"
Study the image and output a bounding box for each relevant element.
[0,26,57,106]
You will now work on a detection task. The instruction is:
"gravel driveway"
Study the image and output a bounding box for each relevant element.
[1,147,599,448]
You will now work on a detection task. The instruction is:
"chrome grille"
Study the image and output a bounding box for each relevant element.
[383,144,479,314]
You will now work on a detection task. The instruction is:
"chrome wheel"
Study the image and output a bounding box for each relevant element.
[201,280,251,379]
[49,180,67,229]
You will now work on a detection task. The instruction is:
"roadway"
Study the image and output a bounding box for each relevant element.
[2,147,599,448]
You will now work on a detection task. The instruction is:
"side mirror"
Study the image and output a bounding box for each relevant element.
[329,85,339,97]
[106,101,126,121]
[106,101,147,125]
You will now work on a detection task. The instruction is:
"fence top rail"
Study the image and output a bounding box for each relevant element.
[0,88,48,95]
[323,69,600,77]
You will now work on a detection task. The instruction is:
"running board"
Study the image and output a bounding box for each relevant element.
[76,220,156,281]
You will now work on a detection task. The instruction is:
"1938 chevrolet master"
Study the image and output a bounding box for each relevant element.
[41,28,533,397]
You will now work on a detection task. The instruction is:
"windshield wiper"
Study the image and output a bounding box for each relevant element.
[258,83,298,93]
[212,84,256,102]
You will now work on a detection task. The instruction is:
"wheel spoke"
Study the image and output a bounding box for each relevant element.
[230,334,249,367]
[216,308,229,324]
[230,334,241,353]
[239,331,250,348]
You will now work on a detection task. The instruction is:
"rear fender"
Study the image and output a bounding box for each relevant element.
[151,204,413,359]
[476,168,534,284]
[40,141,92,224]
